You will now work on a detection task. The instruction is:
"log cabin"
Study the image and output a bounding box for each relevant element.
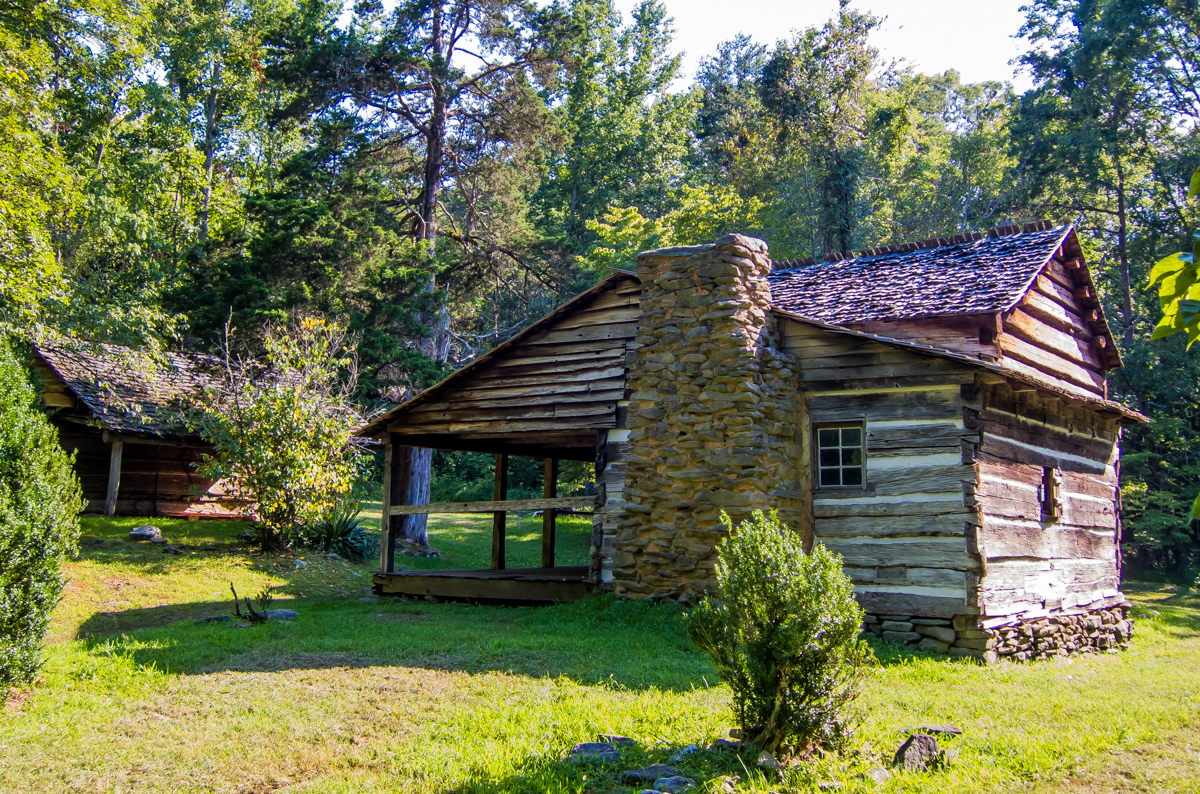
[360,221,1144,661]
[32,341,246,519]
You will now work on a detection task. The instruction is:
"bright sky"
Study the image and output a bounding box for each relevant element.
[616,0,1035,93]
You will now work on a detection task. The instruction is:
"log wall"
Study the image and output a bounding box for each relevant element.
[968,381,1123,619]
[54,422,245,518]
[780,318,983,619]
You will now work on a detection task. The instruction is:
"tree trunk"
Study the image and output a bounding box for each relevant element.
[400,3,449,549]
[198,60,222,253]
[1116,160,1133,342]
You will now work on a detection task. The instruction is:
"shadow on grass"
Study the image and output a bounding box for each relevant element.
[442,741,774,794]
[73,594,720,693]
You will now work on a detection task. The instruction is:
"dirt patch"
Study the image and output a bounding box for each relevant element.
[205,651,377,674]
[1041,724,1200,793]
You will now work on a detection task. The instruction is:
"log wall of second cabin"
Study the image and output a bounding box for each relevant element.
[779,319,983,619]
[968,383,1122,618]
[392,278,641,444]
[54,421,243,517]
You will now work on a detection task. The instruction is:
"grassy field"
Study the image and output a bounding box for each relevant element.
[2,515,1199,793]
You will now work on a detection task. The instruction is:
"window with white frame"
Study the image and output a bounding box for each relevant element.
[816,424,865,488]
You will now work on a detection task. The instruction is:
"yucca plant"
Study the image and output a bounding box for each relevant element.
[303,504,373,562]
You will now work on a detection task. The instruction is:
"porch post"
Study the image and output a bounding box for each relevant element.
[379,433,395,574]
[491,452,508,570]
[104,441,123,517]
[541,457,557,568]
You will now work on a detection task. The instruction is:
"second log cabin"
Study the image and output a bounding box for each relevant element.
[360,221,1144,661]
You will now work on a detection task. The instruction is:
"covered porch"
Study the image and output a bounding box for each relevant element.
[373,441,601,604]
[361,272,640,603]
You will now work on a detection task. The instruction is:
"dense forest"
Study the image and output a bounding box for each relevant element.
[5,0,1200,575]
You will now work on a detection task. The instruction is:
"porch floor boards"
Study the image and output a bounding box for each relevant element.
[373,565,593,604]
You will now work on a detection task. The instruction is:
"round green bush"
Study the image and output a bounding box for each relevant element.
[0,338,82,688]
[686,510,872,756]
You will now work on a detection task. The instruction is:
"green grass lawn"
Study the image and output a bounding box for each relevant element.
[2,515,1199,793]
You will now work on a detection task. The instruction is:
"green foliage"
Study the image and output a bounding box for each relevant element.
[686,510,871,756]
[580,184,765,269]
[1148,165,1200,353]
[192,317,367,549]
[300,504,375,563]
[0,338,83,687]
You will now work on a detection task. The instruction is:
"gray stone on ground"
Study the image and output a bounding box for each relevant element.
[669,744,700,762]
[149,537,169,544]
[195,615,232,624]
[707,738,739,751]
[265,609,298,621]
[129,525,162,541]
[655,776,694,792]
[621,765,681,784]
[597,733,635,746]
[570,742,620,763]
[757,750,785,775]
[863,766,892,785]
[295,560,308,569]
[717,776,740,793]
[912,723,963,736]
[893,733,939,770]
[234,621,252,628]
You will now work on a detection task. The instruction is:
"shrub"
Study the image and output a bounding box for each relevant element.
[192,317,367,550]
[686,510,872,757]
[300,504,375,563]
[0,338,83,688]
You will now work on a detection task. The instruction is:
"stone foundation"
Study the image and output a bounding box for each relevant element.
[863,601,1133,663]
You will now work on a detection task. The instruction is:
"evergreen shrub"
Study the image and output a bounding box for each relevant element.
[686,510,871,756]
[0,338,82,688]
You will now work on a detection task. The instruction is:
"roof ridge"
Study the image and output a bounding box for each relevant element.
[771,219,1063,269]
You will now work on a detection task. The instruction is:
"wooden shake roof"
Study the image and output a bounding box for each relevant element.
[769,221,1073,324]
[34,340,215,437]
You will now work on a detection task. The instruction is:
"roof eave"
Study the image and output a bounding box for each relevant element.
[357,271,642,438]
[772,309,1147,423]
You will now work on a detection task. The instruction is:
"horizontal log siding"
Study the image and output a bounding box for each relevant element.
[54,422,243,518]
[970,382,1122,618]
[997,257,1113,398]
[844,313,999,360]
[780,319,982,618]
[390,279,641,444]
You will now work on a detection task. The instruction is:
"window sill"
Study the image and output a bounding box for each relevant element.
[813,485,876,499]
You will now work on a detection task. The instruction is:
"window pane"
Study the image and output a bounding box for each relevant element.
[819,448,840,466]
[841,427,861,446]
[820,468,841,486]
[842,468,863,486]
[842,448,862,466]
[818,428,838,447]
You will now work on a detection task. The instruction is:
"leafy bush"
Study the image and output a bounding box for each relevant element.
[0,338,83,688]
[300,504,375,563]
[192,317,367,550]
[686,510,871,757]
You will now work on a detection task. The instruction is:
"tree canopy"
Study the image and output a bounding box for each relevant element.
[7,0,1200,573]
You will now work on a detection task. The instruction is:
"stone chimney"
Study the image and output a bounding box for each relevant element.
[608,234,809,599]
